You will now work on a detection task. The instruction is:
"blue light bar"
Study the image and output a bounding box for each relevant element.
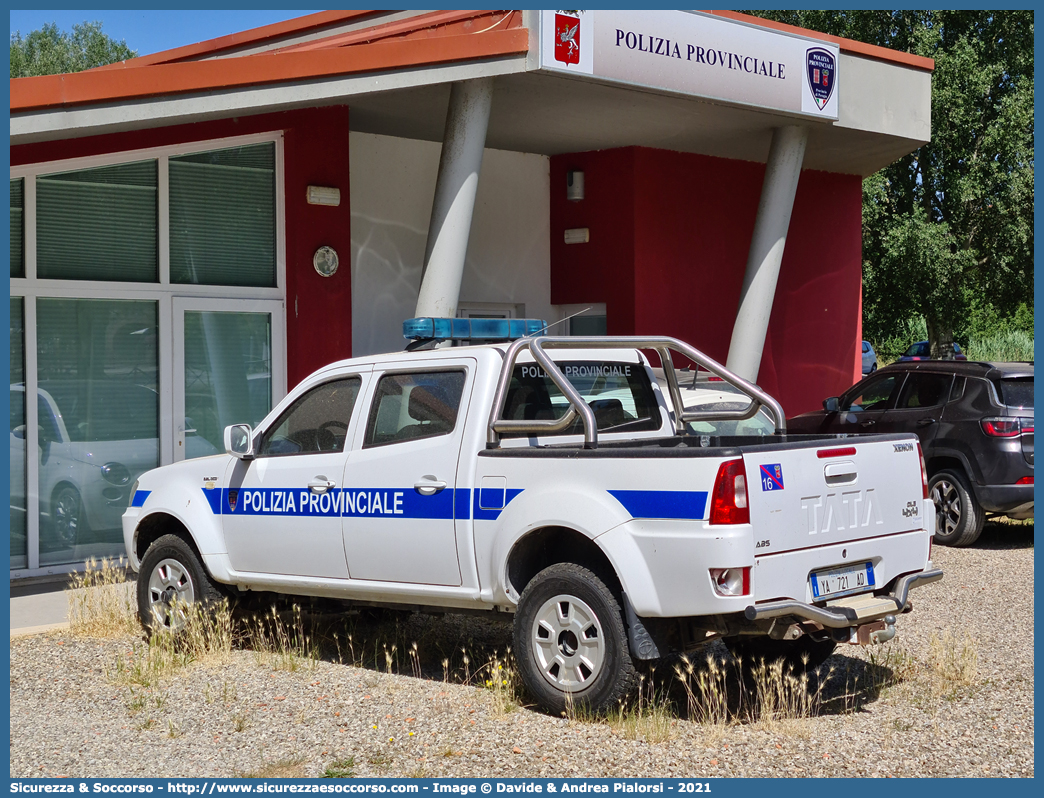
[403,317,547,341]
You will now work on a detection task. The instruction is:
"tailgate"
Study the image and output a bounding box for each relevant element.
[744,435,930,602]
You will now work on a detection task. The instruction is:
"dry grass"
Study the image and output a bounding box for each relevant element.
[108,599,235,687]
[606,675,675,743]
[745,656,829,732]
[248,604,321,673]
[480,650,520,716]
[238,756,306,779]
[67,557,138,637]
[927,630,978,693]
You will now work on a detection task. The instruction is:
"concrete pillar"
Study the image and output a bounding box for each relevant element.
[415,78,494,318]
[726,125,809,382]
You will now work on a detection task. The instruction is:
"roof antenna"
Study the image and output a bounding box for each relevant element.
[531,307,593,337]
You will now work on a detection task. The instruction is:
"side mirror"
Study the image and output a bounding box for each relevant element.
[823,397,840,413]
[224,424,255,459]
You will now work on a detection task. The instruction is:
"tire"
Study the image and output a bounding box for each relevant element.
[725,635,837,675]
[870,363,878,373]
[52,485,85,549]
[137,534,224,633]
[929,469,984,547]
[513,563,637,715]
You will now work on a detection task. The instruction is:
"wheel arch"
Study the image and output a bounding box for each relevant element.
[505,525,623,603]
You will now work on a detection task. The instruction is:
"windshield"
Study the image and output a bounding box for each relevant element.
[501,361,660,437]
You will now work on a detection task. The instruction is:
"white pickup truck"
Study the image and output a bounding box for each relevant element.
[123,328,941,713]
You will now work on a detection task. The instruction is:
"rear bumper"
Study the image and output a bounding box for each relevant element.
[974,484,1034,515]
[743,568,943,628]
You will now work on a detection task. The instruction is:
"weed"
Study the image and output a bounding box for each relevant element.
[673,653,731,727]
[927,631,978,696]
[746,655,830,729]
[125,688,147,715]
[321,756,356,778]
[238,757,306,779]
[136,717,157,731]
[249,604,320,672]
[367,752,392,770]
[167,720,181,738]
[481,650,519,716]
[607,675,674,743]
[232,711,251,733]
[67,557,138,638]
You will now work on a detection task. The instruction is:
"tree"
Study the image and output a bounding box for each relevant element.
[750,11,1034,359]
[10,21,136,78]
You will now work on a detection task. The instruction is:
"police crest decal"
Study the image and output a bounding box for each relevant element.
[805,47,836,110]
[555,13,581,65]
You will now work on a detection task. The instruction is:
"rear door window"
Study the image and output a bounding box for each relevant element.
[502,361,659,436]
[997,378,1033,409]
[896,373,952,409]
[364,370,466,447]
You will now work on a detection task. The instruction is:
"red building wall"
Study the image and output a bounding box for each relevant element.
[12,107,352,390]
[550,146,862,416]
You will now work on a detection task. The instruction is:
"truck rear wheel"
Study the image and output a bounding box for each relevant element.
[513,563,637,715]
[725,635,837,675]
[137,534,224,633]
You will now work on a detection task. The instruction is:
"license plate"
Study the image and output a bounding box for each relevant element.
[810,562,875,600]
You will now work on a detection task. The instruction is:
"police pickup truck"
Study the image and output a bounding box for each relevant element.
[123,320,941,713]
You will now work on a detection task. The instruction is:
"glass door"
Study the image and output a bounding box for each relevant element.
[173,298,286,461]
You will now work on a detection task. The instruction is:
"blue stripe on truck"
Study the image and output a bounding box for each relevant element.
[608,489,708,520]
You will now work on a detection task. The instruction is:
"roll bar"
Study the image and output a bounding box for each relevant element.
[486,336,787,449]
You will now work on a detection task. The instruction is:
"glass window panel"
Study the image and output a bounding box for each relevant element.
[260,378,361,456]
[184,311,272,456]
[11,178,24,278]
[170,143,276,286]
[37,161,158,282]
[36,298,158,566]
[10,298,26,569]
[570,315,607,336]
[364,371,466,447]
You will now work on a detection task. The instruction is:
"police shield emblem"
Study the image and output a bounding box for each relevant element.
[806,47,835,110]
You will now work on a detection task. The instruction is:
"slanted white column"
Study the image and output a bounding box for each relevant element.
[726,125,809,382]
[415,78,494,318]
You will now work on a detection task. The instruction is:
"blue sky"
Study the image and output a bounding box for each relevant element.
[9,10,322,57]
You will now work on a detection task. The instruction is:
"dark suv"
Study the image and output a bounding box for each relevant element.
[788,360,1033,546]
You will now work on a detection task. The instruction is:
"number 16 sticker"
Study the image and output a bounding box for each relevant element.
[760,463,784,491]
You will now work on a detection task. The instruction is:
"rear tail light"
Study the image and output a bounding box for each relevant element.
[981,417,1023,437]
[709,567,750,597]
[916,442,929,499]
[709,458,749,525]
[1016,476,1033,485]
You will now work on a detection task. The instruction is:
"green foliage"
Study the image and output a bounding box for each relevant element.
[751,10,1033,357]
[10,21,136,77]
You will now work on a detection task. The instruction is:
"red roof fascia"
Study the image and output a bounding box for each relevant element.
[706,10,934,71]
[89,10,383,71]
[274,10,522,53]
[11,28,529,113]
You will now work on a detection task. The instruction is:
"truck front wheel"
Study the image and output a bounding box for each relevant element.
[513,563,637,714]
[137,533,224,633]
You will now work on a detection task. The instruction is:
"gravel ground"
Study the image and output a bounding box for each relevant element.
[10,521,1033,779]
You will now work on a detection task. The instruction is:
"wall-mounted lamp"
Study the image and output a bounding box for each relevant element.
[566,170,584,202]
[307,185,341,206]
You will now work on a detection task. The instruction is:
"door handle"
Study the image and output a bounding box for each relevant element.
[308,477,336,494]
[917,418,937,427]
[414,478,448,496]
[860,420,876,428]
